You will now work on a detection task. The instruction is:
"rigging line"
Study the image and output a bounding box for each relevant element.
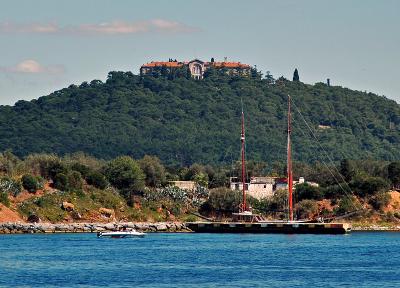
[293,119,352,193]
[293,118,361,211]
[291,100,354,190]
[291,102,360,210]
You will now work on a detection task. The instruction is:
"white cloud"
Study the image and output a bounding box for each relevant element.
[0,60,65,74]
[74,21,149,34]
[0,22,58,33]
[0,19,198,35]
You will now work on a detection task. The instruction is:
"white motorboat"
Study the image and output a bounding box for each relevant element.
[97,229,145,238]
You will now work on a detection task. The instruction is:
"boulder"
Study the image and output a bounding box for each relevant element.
[27,214,40,223]
[62,202,75,212]
[71,211,82,220]
[99,207,114,218]
[104,223,116,231]
[156,223,168,231]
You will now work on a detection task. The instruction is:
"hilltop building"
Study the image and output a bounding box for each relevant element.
[140,58,251,79]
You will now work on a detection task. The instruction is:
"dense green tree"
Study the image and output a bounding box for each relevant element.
[67,171,83,191]
[23,154,60,179]
[387,162,400,188]
[54,173,69,191]
[0,192,9,207]
[335,196,358,214]
[296,199,318,219]
[138,155,166,187]
[340,159,355,182]
[295,183,324,201]
[0,150,21,177]
[86,171,108,189]
[200,187,257,215]
[104,156,145,193]
[21,174,41,193]
[193,172,208,187]
[293,68,300,82]
[0,71,398,167]
[71,163,91,178]
[350,176,390,197]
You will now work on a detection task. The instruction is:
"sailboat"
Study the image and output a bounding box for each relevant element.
[186,95,352,234]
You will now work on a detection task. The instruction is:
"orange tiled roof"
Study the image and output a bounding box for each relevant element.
[141,60,250,69]
[141,61,184,68]
[209,62,250,68]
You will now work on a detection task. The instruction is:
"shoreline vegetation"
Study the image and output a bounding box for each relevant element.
[0,151,399,227]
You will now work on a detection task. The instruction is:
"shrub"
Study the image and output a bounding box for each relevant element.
[296,183,324,201]
[21,174,40,193]
[86,171,108,189]
[49,162,68,180]
[335,196,357,215]
[0,150,21,177]
[199,188,257,214]
[104,156,145,193]
[351,176,390,197]
[67,171,83,191]
[323,185,345,199]
[369,192,391,211]
[23,154,61,179]
[0,192,10,207]
[54,173,69,191]
[144,186,188,202]
[71,163,91,178]
[296,199,319,219]
[268,189,288,212]
[0,177,22,197]
[138,155,166,187]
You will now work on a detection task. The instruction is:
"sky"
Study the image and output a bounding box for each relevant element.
[0,0,399,105]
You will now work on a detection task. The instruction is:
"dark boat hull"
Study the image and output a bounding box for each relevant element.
[185,222,351,234]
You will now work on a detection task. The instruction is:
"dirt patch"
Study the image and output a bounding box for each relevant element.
[383,191,400,213]
[10,182,56,207]
[0,204,24,222]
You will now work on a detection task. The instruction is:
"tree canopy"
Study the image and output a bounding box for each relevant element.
[0,70,399,166]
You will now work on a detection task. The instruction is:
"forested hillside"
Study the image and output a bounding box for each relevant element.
[0,70,399,166]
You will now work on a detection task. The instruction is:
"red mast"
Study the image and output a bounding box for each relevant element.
[287,95,294,221]
[241,107,247,212]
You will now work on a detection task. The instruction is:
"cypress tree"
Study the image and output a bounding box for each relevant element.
[293,68,300,82]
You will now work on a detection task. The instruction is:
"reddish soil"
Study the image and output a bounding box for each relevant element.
[0,203,24,222]
[383,191,400,213]
[10,182,56,206]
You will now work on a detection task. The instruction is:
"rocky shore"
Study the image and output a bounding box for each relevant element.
[352,225,400,231]
[0,222,189,234]
[1,222,399,234]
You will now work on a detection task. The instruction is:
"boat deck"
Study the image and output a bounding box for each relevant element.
[185,222,351,234]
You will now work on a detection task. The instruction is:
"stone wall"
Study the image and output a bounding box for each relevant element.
[0,222,189,234]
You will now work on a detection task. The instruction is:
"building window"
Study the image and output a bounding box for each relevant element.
[192,64,202,75]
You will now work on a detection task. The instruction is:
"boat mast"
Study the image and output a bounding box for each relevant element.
[287,95,293,221]
[241,104,247,212]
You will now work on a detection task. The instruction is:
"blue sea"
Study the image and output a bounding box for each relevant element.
[0,232,399,287]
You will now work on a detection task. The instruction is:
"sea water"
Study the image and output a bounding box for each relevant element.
[0,232,399,287]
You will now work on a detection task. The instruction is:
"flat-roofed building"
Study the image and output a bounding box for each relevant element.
[169,181,196,191]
